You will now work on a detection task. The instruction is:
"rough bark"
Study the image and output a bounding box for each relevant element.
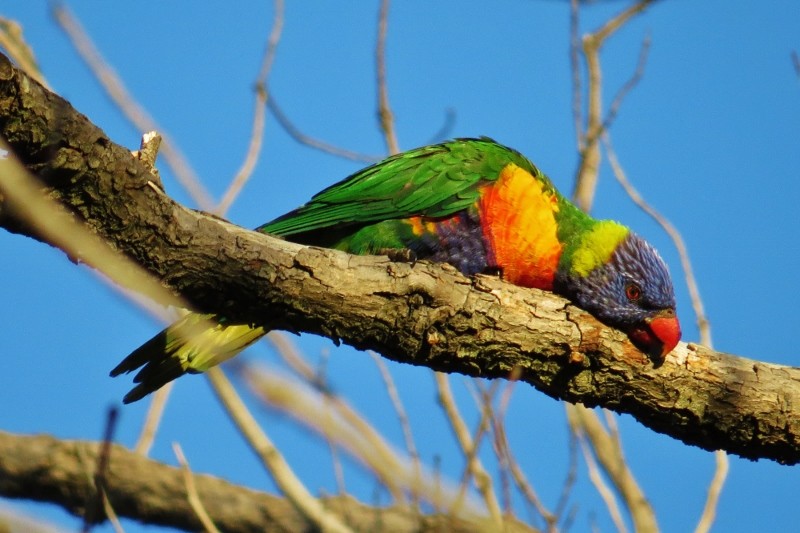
[0,49,799,474]
[0,431,528,532]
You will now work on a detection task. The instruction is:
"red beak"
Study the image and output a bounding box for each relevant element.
[627,309,681,360]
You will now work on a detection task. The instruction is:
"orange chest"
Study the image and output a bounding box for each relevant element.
[478,164,563,290]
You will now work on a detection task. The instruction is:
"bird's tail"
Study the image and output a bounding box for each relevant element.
[110,312,266,403]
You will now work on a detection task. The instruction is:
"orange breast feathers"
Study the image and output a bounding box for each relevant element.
[478,163,563,290]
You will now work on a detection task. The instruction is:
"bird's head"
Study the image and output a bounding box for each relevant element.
[556,223,681,360]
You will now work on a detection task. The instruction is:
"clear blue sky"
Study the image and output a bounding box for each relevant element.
[2,1,799,532]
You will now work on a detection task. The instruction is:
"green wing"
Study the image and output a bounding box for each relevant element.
[258,137,541,237]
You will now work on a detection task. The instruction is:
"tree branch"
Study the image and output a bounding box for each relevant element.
[0,431,522,532]
[1,52,799,464]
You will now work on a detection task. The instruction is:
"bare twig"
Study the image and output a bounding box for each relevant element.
[267,95,379,163]
[602,33,651,138]
[576,432,628,533]
[568,405,657,532]
[603,135,712,344]
[242,364,488,519]
[376,0,399,155]
[133,385,171,456]
[53,4,215,210]
[172,443,222,533]
[425,108,457,145]
[216,0,284,215]
[603,133,727,531]
[370,352,422,507]
[553,429,578,526]
[491,376,557,530]
[571,0,654,212]
[206,367,354,533]
[694,450,729,533]
[569,0,584,150]
[83,407,120,533]
[435,374,503,527]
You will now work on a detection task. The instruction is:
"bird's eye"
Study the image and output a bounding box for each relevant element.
[625,282,642,302]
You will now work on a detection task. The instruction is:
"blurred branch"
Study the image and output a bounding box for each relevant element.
[567,406,658,532]
[425,108,458,145]
[570,0,583,151]
[52,3,215,210]
[603,134,712,350]
[216,0,284,215]
[0,17,49,89]
[206,367,354,533]
[133,385,171,456]
[172,443,221,533]
[265,338,407,502]
[694,449,729,533]
[601,134,727,533]
[370,352,422,507]
[490,380,559,530]
[242,364,492,519]
[436,374,503,525]
[376,0,400,155]
[570,0,654,212]
[0,431,532,533]
[2,52,800,464]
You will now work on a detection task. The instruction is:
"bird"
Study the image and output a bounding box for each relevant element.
[111,137,680,403]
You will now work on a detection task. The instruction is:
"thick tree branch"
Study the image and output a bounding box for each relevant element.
[0,431,522,532]
[1,52,799,464]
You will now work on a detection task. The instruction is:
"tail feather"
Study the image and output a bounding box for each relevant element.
[112,313,267,403]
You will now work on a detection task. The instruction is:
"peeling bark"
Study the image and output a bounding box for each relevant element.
[1,51,799,470]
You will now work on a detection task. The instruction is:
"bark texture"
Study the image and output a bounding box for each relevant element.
[1,50,799,474]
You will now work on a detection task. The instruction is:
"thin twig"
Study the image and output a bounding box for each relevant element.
[424,108,457,145]
[216,0,284,215]
[603,134,712,344]
[52,4,215,210]
[206,367,354,533]
[601,33,651,140]
[553,428,578,525]
[571,0,654,212]
[604,131,728,532]
[266,336,409,502]
[569,0,584,151]
[83,407,119,533]
[133,384,171,456]
[315,350,350,500]
[376,0,399,155]
[267,95,380,163]
[575,431,628,533]
[242,364,487,518]
[369,352,422,507]
[567,405,658,532]
[172,443,222,533]
[435,374,503,527]
[694,450,729,533]
[492,376,557,530]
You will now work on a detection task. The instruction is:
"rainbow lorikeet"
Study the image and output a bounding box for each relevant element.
[112,138,680,403]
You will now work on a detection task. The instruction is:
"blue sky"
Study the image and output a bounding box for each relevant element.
[2,1,799,532]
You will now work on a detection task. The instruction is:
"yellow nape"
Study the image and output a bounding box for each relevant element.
[570,221,629,277]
